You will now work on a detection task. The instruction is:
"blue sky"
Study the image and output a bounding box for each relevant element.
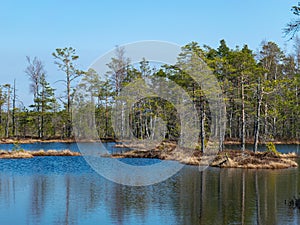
[0,0,297,106]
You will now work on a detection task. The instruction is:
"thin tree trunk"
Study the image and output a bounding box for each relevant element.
[229,109,233,139]
[12,79,16,137]
[41,85,45,138]
[5,85,10,138]
[140,103,143,139]
[200,98,205,153]
[264,103,268,138]
[105,93,108,138]
[254,79,262,153]
[272,117,276,139]
[241,77,246,151]
[67,67,72,138]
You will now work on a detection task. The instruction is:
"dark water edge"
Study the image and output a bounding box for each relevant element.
[225,143,300,153]
[0,143,299,225]
[0,141,298,153]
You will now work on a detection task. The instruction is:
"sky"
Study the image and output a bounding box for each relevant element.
[0,0,297,107]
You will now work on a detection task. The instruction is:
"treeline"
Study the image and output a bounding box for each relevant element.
[0,40,299,152]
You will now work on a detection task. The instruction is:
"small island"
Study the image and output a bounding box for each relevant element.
[0,138,297,169]
[0,149,80,159]
[110,141,298,169]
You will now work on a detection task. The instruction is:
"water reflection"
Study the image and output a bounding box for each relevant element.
[0,156,299,224]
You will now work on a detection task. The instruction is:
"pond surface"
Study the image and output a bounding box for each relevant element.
[0,143,299,225]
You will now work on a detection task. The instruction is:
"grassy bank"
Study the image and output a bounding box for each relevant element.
[0,150,81,159]
[110,141,298,169]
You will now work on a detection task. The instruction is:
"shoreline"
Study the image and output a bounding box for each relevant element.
[110,149,298,169]
[0,138,299,145]
[109,141,299,169]
[0,139,297,169]
[0,138,115,144]
[0,149,81,159]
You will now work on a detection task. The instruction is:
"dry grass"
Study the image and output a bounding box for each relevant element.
[0,151,33,159]
[0,149,80,159]
[211,150,298,169]
[31,149,81,156]
[111,141,298,169]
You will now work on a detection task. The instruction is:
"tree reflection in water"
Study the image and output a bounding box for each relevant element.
[0,157,299,224]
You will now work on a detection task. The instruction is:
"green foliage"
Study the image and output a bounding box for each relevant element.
[0,39,299,150]
[266,142,279,155]
[12,142,24,152]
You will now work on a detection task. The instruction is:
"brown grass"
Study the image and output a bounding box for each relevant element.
[211,150,298,169]
[0,151,33,159]
[31,149,81,156]
[0,150,80,159]
[110,141,298,169]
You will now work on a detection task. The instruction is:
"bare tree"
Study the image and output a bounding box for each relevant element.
[3,84,11,138]
[25,56,45,138]
[284,2,300,39]
[107,46,130,96]
[25,56,44,101]
[106,46,130,139]
[12,79,17,136]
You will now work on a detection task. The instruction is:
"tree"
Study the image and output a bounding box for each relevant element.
[25,56,45,138]
[106,46,130,96]
[79,69,113,138]
[106,46,130,139]
[12,79,17,136]
[258,41,285,140]
[206,41,257,151]
[175,42,209,152]
[52,47,83,137]
[3,84,11,138]
[0,87,4,134]
[205,40,236,145]
[38,74,56,138]
[284,2,300,38]
[228,45,257,151]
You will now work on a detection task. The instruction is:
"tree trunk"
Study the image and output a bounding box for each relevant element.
[254,79,262,153]
[241,77,246,151]
[66,69,72,138]
[105,93,109,138]
[12,79,16,137]
[5,85,10,138]
[264,103,268,138]
[200,99,206,153]
[229,108,233,139]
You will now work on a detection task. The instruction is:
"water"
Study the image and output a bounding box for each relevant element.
[0,142,124,153]
[0,143,299,225]
[225,143,300,154]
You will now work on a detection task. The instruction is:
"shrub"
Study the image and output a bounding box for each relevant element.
[12,142,24,152]
[266,142,279,155]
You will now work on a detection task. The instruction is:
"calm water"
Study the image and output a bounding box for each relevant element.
[0,143,299,225]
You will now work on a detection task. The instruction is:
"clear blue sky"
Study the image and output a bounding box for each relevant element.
[0,0,297,106]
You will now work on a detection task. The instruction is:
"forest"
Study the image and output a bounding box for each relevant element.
[0,39,299,152]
